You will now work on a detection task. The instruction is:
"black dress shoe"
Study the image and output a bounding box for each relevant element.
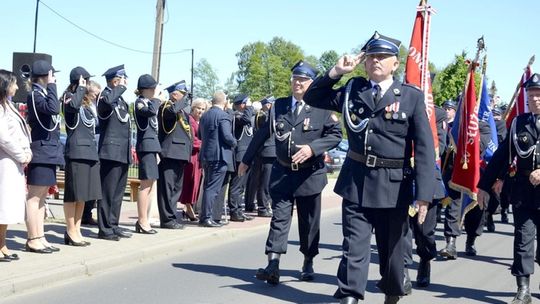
[440,236,458,259]
[339,296,358,304]
[160,221,186,230]
[486,214,495,232]
[25,242,53,254]
[230,214,245,222]
[0,256,11,262]
[2,253,19,261]
[242,213,254,221]
[255,259,280,285]
[214,220,229,226]
[513,276,532,304]
[64,232,87,247]
[97,233,120,241]
[300,258,314,281]
[114,230,132,238]
[199,219,221,228]
[384,295,401,304]
[257,210,273,217]
[416,259,431,287]
[135,221,158,234]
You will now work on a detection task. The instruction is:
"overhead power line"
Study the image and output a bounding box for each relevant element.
[39,0,191,55]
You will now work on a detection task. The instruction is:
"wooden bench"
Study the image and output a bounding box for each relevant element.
[54,170,141,202]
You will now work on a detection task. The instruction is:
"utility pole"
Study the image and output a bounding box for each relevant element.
[151,0,165,81]
[33,0,40,53]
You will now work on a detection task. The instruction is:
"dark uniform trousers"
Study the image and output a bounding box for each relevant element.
[200,161,229,222]
[244,157,273,212]
[98,159,128,235]
[336,201,409,299]
[266,191,321,257]
[228,162,248,215]
[511,205,540,276]
[444,197,485,238]
[157,158,186,225]
[404,202,438,266]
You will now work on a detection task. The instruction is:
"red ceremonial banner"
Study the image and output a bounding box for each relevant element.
[404,1,439,159]
[450,69,480,198]
[505,65,532,129]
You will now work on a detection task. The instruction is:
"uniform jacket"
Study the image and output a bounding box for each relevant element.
[242,96,342,197]
[97,85,132,164]
[254,110,276,158]
[63,87,99,161]
[134,96,161,153]
[304,73,435,208]
[27,83,64,166]
[479,113,540,209]
[158,97,192,161]
[199,106,237,164]
[233,106,254,161]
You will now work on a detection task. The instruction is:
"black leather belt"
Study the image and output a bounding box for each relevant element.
[277,158,322,171]
[347,150,404,168]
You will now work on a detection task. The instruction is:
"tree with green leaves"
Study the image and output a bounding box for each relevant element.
[431,52,470,105]
[235,37,305,100]
[193,58,221,99]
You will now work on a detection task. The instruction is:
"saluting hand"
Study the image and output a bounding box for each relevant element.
[416,200,429,225]
[292,145,314,164]
[47,70,56,84]
[238,162,249,177]
[476,189,490,210]
[530,169,540,187]
[78,75,87,87]
[329,52,365,79]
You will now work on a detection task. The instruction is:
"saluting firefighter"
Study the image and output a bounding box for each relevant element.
[478,73,540,304]
[133,74,164,234]
[303,32,436,304]
[25,60,64,253]
[156,81,193,230]
[238,60,342,285]
[61,66,101,247]
[96,64,132,241]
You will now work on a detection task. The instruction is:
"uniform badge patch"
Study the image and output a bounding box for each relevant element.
[358,107,364,114]
[393,88,400,95]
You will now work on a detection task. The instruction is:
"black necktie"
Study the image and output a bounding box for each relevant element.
[373,84,382,104]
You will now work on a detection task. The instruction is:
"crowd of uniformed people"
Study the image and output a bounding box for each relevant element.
[0,30,540,304]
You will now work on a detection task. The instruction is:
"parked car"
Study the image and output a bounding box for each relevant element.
[326,139,348,172]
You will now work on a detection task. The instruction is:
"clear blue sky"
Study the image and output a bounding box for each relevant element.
[1,0,537,104]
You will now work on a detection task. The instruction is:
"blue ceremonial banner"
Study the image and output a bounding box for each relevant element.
[478,76,498,162]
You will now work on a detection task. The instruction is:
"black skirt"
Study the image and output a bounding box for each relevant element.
[27,164,57,186]
[138,152,159,180]
[63,159,102,202]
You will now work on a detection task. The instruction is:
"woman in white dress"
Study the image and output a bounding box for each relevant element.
[0,69,32,261]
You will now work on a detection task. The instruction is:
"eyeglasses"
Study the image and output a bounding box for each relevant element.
[290,76,312,83]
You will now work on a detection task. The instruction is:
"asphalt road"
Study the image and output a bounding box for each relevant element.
[2,208,535,304]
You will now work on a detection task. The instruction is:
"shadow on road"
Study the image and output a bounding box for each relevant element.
[172,263,337,303]
[426,282,515,304]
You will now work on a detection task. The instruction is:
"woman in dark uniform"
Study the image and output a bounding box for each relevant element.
[25,60,64,253]
[133,74,162,234]
[61,67,102,246]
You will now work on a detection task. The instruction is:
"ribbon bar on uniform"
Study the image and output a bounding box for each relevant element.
[347,150,404,168]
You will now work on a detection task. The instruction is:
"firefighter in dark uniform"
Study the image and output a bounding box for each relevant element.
[478,73,540,304]
[228,94,255,222]
[26,60,64,253]
[97,64,132,241]
[133,74,162,234]
[403,105,448,289]
[157,81,193,229]
[303,32,436,304]
[238,60,342,285]
[245,96,276,217]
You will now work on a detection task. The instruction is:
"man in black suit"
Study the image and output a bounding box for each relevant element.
[199,91,238,227]
[97,64,132,241]
[239,60,342,285]
[156,81,193,229]
[304,32,436,304]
